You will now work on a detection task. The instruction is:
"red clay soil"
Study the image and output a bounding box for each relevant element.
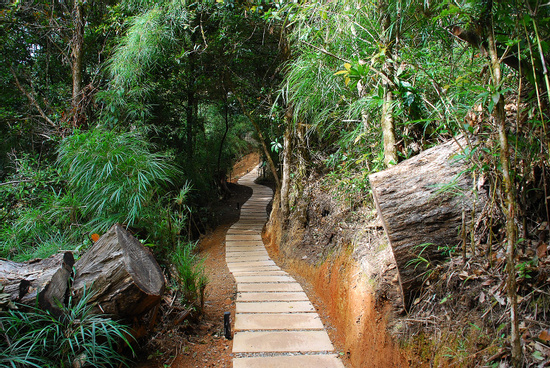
[168,223,237,368]
[263,192,409,368]
[229,152,260,183]
[280,255,407,368]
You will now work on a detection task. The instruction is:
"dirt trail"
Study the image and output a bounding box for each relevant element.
[134,154,257,368]
[168,154,260,368]
[168,223,236,368]
[136,152,352,367]
[229,167,345,367]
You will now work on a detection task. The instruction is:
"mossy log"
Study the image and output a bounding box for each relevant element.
[0,224,165,318]
[369,135,486,308]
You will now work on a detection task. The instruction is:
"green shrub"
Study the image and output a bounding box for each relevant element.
[0,290,134,368]
[0,154,74,260]
[57,128,180,232]
[171,241,208,304]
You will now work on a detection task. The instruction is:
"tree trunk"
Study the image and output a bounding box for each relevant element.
[379,0,398,167]
[452,25,544,89]
[71,0,84,127]
[72,224,165,317]
[280,124,291,219]
[487,4,521,364]
[186,56,196,162]
[369,135,486,308]
[1,224,165,318]
[217,95,230,176]
[381,87,398,166]
[216,94,231,198]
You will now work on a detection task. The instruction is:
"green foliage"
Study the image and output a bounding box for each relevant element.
[405,243,434,270]
[0,154,78,260]
[284,51,345,135]
[137,182,193,256]
[109,0,190,89]
[0,290,134,368]
[57,128,180,232]
[170,241,208,304]
[102,0,273,203]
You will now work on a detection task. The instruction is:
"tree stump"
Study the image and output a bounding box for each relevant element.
[369,135,486,308]
[72,224,165,317]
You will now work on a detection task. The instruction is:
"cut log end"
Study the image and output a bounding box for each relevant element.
[73,224,165,317]
[369,135,487,308]
[1,224,165,321]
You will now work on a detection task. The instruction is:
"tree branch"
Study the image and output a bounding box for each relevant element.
[299,40,397,87]
[451,25,544,87]
[234,94,281,188]
[9,67,56,127]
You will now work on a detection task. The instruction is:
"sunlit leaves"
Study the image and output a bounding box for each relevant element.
[334,62,371,88]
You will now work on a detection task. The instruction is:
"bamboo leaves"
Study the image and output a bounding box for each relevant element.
[108,0,191,89]
[57,129,180,231]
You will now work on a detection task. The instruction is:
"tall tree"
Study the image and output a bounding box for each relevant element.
[485,2,521,363]
[0,0,122,174]
[378,0,399,166]
[70,0,85,127]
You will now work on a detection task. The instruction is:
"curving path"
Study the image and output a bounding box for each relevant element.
[227,166,345,368]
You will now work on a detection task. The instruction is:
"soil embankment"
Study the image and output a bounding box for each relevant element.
[137,152,408,368]
[263,182,409,368]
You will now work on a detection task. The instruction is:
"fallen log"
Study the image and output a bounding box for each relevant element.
[72,224,165,317]
[0,224,165,318]
[0,252,73,313]
[369,135,486,308]
[38,252,74,316]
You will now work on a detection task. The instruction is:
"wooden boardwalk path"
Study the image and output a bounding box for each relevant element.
[227,166,345,368]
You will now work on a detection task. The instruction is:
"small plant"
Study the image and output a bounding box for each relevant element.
[516,259,537,280]
[171,241,208,304]
[437,243,458,257]
[0,290,134,367]
[406,243,434,270]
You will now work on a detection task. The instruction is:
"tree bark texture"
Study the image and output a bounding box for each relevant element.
[71,0,84,127]
[379,0,398,167]
[72,224,165,317]
[381,87,398,166]
[369,135,486,307]
[0,253,72,310]
[0,224,165,318]
[487,5,522,364]
[280,125,291,219]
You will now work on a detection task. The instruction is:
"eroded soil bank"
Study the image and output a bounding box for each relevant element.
[263,187,410,368]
